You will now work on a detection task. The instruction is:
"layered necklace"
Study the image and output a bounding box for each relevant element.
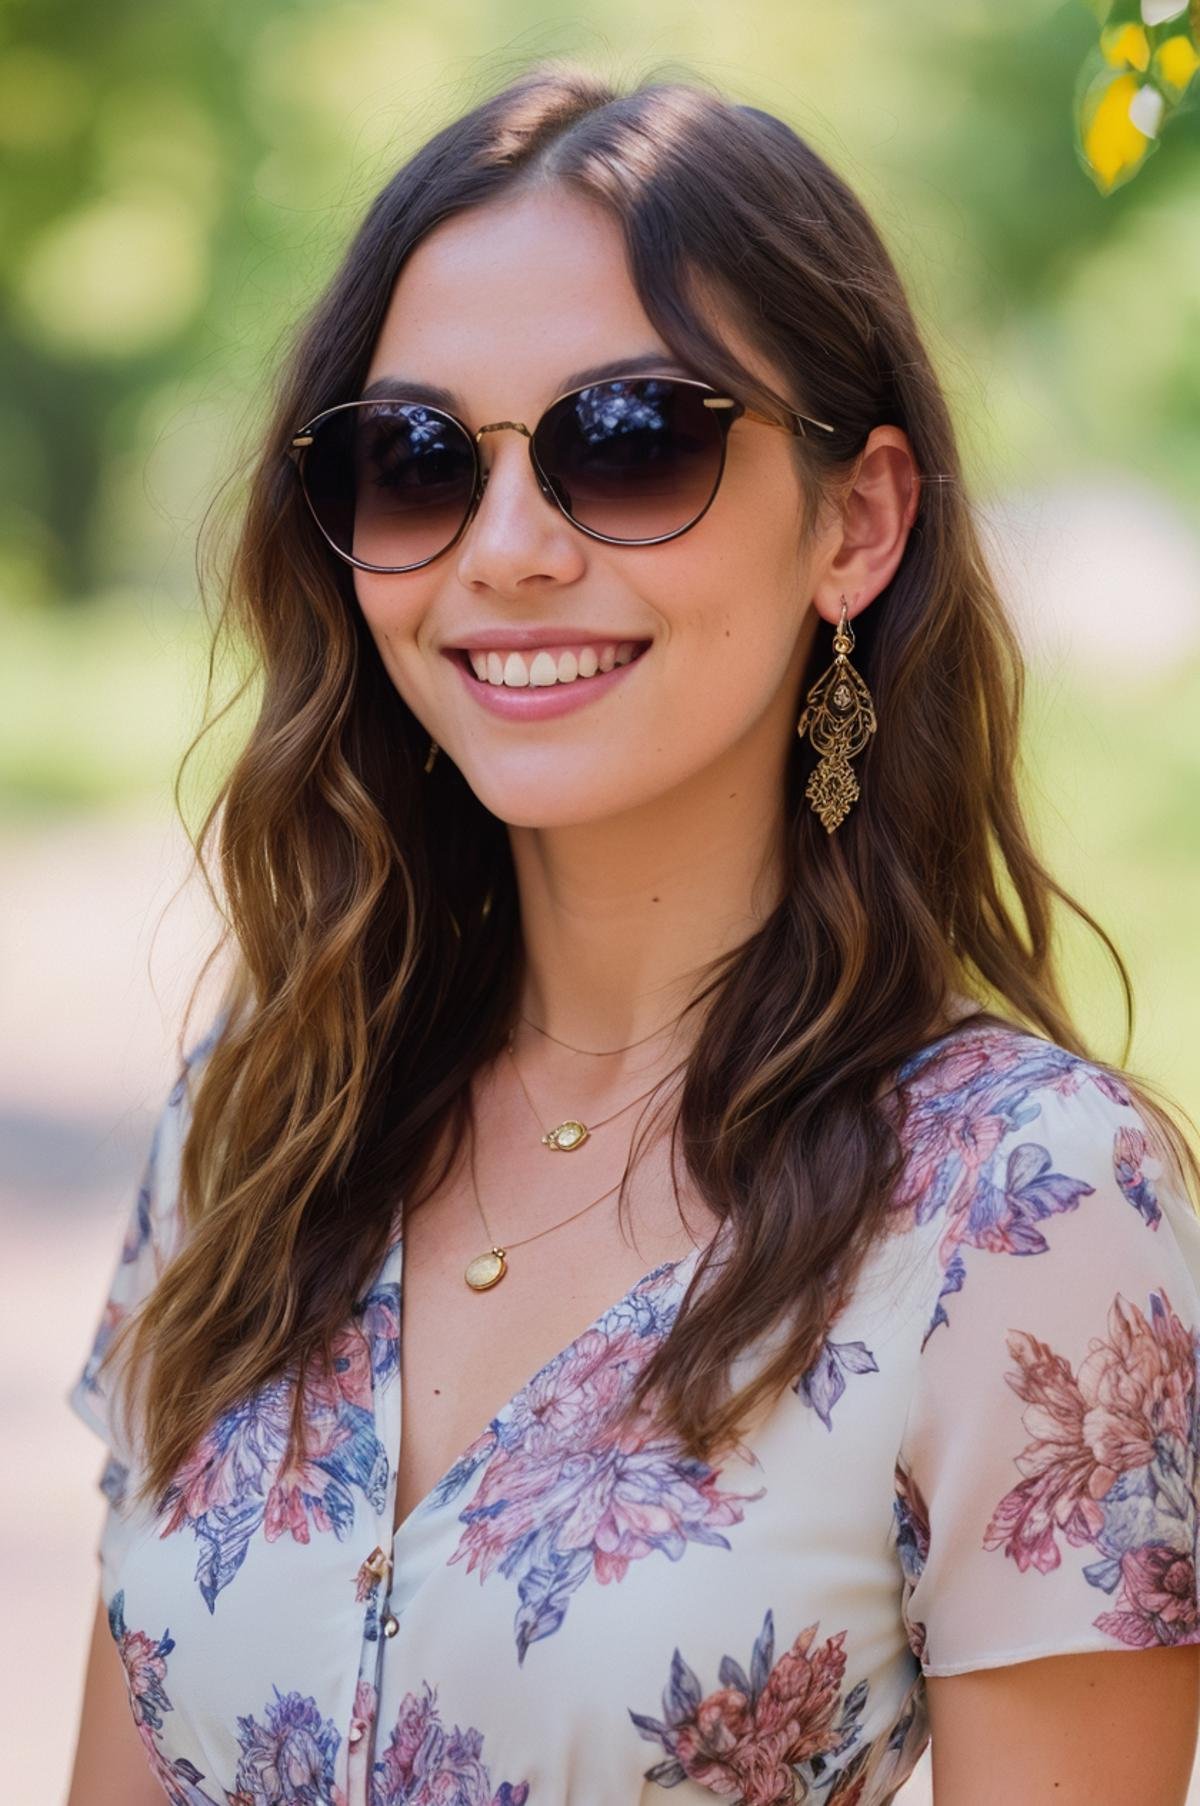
[462,1010,690,1291]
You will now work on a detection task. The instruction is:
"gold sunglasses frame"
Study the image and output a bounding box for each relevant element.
[286,373,836,573]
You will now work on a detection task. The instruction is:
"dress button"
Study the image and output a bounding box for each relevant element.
[348,1720,365,1744]
[382,1613,399,1637]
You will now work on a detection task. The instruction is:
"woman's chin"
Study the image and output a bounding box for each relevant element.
[459,767,651,831]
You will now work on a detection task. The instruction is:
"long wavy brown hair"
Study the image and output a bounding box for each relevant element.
[104,56,1200,1508]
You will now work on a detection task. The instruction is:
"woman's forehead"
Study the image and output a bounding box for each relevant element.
[364,192,666,400]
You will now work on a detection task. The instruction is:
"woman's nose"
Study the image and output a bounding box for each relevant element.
[454,430,580,587]
[472,417,575,518]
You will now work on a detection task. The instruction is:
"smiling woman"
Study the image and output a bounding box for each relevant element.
[65,54,1200,1806]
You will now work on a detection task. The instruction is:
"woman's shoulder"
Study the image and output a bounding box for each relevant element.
[892,1012,1181,1199]
[883,1013,1200,1347]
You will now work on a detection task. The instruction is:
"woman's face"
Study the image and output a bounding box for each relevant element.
[355,183,829,829]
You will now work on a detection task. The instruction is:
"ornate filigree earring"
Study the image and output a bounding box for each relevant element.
[796,595,877,832]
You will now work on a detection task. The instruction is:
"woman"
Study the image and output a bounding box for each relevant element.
[66,58,1200,1806]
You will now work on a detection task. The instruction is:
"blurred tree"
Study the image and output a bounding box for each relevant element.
[1075,0,1199,191]
[2,0,1198,608]
[1,0,269,601]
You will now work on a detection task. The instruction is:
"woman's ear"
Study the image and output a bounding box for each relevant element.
[811,426,920,625]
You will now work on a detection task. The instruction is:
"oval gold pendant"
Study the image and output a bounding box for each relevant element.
[542,1119,589,1151]
[465,1248,507,1290]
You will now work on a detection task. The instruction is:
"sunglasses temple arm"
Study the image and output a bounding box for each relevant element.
[739,403,836,438]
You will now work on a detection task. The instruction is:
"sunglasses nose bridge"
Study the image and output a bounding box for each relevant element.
[473,419,532,443]
[472,417,561,508]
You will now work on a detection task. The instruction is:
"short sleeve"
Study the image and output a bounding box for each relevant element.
[892,1062,1200,1677]
[66,1019,223,1516]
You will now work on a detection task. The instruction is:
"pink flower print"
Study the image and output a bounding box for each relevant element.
[982,1328,1107,1574]
[158,1428,246,1534]
[886,1031,1147,1325]
[263,1468,334,1543]
[374,1684,438,1797]
[160,1380,295,1534]
[629,1608,867,1803]
[444,1271,765,1660]
[371,1680,530,1806]
[154,1321,392,1608]
[903,1026,1007,1106]
[891,1066,1011,1238]
[1077,1291,1195,1473]
[232,1686,341,1804]
[984,1288,1200,1649]
[506,1322,650,1455]
[262,1382,357,1545]
[1094,1543,1200,1647]
[1112,1123,1162,1226]
[453,1427,757,1590]
[752,1623,852,1765]
[575,1442,757,1585]
[118,1625,172,1728]
[107,1591,220,1804]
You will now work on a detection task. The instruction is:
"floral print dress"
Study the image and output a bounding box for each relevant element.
[68,1019,1200,1805]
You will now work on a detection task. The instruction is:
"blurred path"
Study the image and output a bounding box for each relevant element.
[1,810,228,1804]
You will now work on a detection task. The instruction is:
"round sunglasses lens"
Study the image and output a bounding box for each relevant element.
[302,402,476,568]
[535,378,726,541]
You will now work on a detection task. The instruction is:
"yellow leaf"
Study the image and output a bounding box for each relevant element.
[1155,32,1200,90]
[1082,73,1151,188]
[1101,22,1151,68]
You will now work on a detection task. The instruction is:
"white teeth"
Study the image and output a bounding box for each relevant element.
[464,641,644,688]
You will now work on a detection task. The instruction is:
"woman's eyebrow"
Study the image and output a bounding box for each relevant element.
[358,353,699,410]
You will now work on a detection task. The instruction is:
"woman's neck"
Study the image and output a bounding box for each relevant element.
[508,737,788,1060]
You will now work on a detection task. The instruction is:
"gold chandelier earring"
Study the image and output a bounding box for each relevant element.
[796,595,877,832]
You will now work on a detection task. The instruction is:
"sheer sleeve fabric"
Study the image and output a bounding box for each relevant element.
[893,1063,1200,1677]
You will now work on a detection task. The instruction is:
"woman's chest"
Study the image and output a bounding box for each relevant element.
[102,1239,931,1805]
[390,1188,720,1532]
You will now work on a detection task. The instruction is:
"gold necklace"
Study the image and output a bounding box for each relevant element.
[518,1009,689,1055]
[463,1126,627,1290]
[505,1029,681,1152]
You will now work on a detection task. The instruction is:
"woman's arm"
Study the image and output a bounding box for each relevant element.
[65,1586,165,1806]
[927,1645,1200,1804]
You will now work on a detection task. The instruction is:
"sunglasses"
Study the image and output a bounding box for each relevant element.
[287,373,835,573]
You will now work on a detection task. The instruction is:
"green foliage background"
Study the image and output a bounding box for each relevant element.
[2,1,1198,1112]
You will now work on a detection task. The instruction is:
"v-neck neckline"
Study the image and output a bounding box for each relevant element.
[375,1011,993,1550]
[384,1228,710,1551]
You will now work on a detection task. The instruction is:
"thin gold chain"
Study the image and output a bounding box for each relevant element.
[468,1120,626,1251]
[518,1009,688,1056]
[505,1030,679,1137]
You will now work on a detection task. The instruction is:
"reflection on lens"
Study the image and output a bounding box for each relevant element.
[302,401,476,569]
[536,378,724,541]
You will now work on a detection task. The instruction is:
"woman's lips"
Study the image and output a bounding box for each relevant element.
[444,642,651,720]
